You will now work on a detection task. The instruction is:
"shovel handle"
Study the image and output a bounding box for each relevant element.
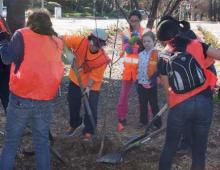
[144,103,168,134]
[124,104,168,147]
[65,47,96,131]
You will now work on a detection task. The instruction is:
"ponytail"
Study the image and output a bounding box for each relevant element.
[179,20,190,32]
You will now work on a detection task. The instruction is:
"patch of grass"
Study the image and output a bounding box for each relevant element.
[198,26,220,48]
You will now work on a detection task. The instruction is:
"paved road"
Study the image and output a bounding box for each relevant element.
[52,18,220,38]
[52,18,128,35]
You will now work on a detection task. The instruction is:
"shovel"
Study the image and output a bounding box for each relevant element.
[62,46,96,131]
[96,104,168,164]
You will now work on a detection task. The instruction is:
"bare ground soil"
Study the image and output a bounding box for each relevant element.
[0,35,220,170]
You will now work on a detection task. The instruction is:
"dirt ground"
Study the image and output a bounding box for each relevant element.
[0,35,220,170]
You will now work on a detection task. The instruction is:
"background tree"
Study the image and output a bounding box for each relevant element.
[5,0,26,33]
[146,0,160,29]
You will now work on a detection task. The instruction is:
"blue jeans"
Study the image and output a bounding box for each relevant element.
[159,94,213,170]
[0,93,53,170]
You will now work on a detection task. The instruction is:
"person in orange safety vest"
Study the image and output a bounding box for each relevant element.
[63,28,110,142]
[157,18,220,170]
[116,10,146,131]
[0,9,64,169]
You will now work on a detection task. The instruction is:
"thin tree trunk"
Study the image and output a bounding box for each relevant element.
[213,0,217,21]
[162,0,173,16]
[75,0,83,11]
[218,0,220,21]
[146,0,161,29]
[101,0,105,16]
[165,0,182,16]
[133,0,139,9]
[209,0,213,20]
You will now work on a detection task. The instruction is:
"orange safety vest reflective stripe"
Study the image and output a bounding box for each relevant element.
[69,37,109,90]
[10,28,64,100]
[147,50,159,79]
[167,40,217,108]
[121,27,145,80]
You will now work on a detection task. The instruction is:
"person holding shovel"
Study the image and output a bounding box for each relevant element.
[157,17,220,170]
[116,10,145,131]
[0,9,64,169]
[63,28,110,142]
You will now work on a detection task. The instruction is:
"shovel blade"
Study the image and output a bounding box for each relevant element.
[96,152,123,164]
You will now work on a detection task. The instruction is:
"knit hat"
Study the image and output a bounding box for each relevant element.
[91,28,108,41]
[156,20,181,41]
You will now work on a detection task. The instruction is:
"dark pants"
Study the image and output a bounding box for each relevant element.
[67,81,99,134]
[137,84,161,127]
[0,64,10,111]
[159,94,213,170]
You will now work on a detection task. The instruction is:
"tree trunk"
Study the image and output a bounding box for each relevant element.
[162,0,173,16]
[209,0,213,20]
[101,0,105,16]
[75,0,83,11]
[5,0,25,34]
[165,0,182,16]
[133,0,139,9]
[146,0,160,29]
[217,0,220,21]
[213,0,217,21]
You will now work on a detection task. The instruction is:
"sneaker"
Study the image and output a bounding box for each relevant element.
[117,122,125,132]
[65,125,82,137]
[82,133,93,143]
[119,119,127,126]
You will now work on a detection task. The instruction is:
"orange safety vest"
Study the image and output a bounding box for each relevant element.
[69,37,109,91]
[167,40,217,108]
[121,27,145,81]
[10,28,64,100]
[147,50,159,79]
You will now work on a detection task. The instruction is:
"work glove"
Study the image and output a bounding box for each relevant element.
[83,86,90,97]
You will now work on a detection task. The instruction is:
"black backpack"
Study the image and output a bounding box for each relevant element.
[161,51,206,94]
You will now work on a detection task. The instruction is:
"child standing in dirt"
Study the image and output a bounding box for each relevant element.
[137,31,162,128]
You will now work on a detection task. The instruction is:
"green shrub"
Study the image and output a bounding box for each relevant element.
[198,26,220,48]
